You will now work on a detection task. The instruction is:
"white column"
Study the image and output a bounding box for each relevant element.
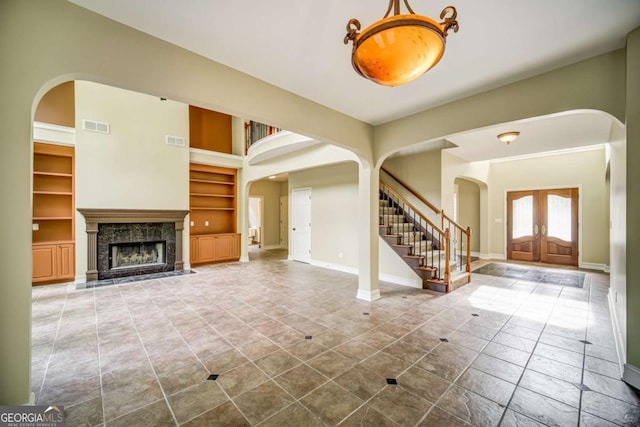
[357,164,381,301]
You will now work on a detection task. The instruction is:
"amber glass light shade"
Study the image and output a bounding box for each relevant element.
[352,15,446,87]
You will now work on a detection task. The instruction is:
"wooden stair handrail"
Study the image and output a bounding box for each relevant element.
[441,209,472,273]
[381,167,441,215]
[380,180,445,236]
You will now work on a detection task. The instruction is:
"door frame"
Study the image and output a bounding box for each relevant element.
[280,195,289,249]
[503,185,583,266]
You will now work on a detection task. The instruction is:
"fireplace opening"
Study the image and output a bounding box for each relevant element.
[109,241,166,270]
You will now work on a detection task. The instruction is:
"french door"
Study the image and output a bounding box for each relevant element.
[507,188,578,266]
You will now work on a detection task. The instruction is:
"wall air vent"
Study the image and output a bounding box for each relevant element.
[166,135,186,147]
[82,119,110,134]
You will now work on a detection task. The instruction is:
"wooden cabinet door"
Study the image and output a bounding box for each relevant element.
[57,243,74,280]
[33,245,56,282]
[190,237,198,264]
[197,236,216,263]
[214,235,233,260]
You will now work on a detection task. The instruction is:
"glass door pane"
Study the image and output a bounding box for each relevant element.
[512,195,533,239]
[546,194,572,242]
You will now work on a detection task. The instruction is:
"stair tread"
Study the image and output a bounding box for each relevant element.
[415,266,437,271]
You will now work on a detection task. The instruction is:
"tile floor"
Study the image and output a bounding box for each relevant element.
[31,250,640,426]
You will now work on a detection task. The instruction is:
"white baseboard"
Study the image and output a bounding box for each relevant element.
[579,262,609,272]
[357,288,381,301]
[623,364,640,390]
[379,273,422,288]
[310,259,358,275]
[183,263,191,270]
[261,244,284,250]
[239,256,250,263]
[608,289,626,378]
[74,275,86,284]
[487,253,507,260]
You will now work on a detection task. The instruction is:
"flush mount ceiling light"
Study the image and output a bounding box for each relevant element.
[344,0,459,87]
[497,131,520,145]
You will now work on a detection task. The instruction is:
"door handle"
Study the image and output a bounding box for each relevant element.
[541,225,546,236]
[534,224,539,236]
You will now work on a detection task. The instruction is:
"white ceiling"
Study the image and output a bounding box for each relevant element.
[69,0,639,160]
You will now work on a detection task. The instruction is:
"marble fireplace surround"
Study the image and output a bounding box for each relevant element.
[78,208,189,282]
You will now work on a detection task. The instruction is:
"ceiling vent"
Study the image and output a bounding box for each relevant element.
[82,119,110,134]
[166,135,186,147]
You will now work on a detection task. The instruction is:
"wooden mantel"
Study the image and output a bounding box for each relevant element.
[77,208,190,282]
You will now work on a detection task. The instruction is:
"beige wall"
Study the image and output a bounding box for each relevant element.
[488,148,609,266]
[384,150,442,206]
[74,81,190,278]
[289,162,360,269]
[248,180,283,248]
[383,149,442,225]
[456,178,481,252]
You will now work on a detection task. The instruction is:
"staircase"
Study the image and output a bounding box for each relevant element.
[379,172,472,293]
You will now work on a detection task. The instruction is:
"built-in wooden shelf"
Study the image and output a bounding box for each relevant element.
[189,179,234,185]
[189,163,239,264]
[190,193,235,198]
[32,142,75,284]
[33,216,74,220]
[33,171,73,177]
[34,191,73,196]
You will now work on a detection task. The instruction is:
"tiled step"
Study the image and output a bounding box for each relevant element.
[449,271,471,291]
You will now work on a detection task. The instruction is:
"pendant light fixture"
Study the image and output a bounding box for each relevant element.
[344,0,459,87]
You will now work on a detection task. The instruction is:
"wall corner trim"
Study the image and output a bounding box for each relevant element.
[579,262,608,272]
[609,289,627,378]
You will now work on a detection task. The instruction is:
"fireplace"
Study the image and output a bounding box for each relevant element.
[109,240,166,270]
[78,209,189,282]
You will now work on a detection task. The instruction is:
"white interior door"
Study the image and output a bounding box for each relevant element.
[291,188,311,263]
[280,196,288,249]
[248,196,262,246]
